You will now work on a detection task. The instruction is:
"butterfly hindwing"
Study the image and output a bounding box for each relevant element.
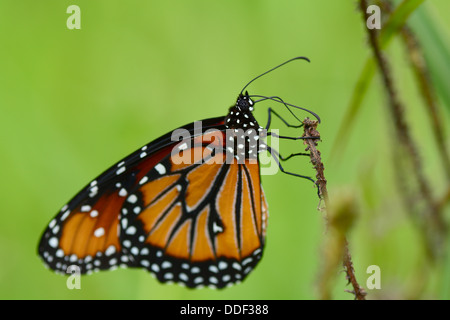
[120,133,268,288]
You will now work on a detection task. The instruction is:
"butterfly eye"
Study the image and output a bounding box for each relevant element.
[237,99,248,110]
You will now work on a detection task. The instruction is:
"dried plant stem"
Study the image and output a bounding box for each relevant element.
[379,1,449,259]
[359,0,447,250]
[303,119,366,300]
[400,26,450,180]
[380,0,450,181]
[342,240,366,299]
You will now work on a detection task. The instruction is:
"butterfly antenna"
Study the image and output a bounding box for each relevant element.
[240,56,310,96]
[251,94,321,123]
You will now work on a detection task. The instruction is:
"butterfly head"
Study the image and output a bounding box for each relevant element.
[224,91,259,131]
[236,91,255,112]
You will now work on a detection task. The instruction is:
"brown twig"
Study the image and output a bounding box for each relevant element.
[342,240,367,300]
[400,25,450,180]
[359,0,447,255]
[303,118,367,300]
[380,0,450,180]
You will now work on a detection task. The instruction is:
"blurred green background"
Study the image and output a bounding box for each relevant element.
[0,0,449,299]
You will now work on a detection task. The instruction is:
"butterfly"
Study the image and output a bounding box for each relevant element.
[38,57,320,289]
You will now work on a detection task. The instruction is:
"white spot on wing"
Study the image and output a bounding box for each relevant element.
[118,188,127,197]
[151,264,160,273]
[49,237,59,248]
[81,205,91,212]
[232,262,241,270]
[191,266,200,274]
[105,245,116,256]
[242,257,252,266]
[116,166,126,175]
[179,273,188,281]
[52,225,60,234]
[139,176,148,185]
[94,228,105,238]
[49,219,57,229]
[127,194,138,203]
[126,226,136,235]
[154,163,166,175]
[61,210,71,221]
[209,265,219,273]
[213,222,223,233]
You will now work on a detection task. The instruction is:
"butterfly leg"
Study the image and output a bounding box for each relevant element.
[264,108,320,141]
[267,131,320,141]
[262,108,319,178]
[266,145,321,198]
[278,152,310,161]
[261,130,312,160]
[265,145,316,184]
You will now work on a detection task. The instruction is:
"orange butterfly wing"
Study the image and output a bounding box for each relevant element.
[120,131,269,288]
[38,141,176,274]
[39,116,269,288]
